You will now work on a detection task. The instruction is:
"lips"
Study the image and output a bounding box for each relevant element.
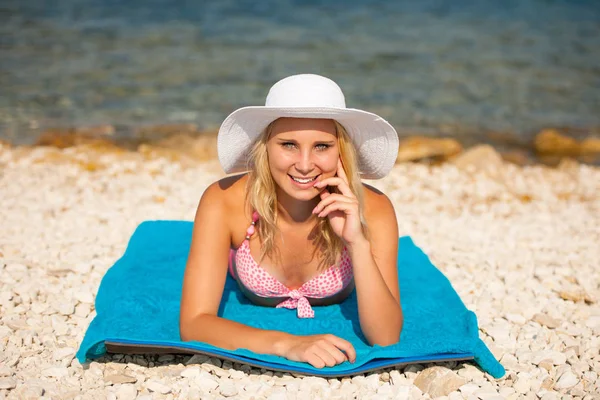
[288,174,320,186]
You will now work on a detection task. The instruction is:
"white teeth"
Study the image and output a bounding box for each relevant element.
[291,175,317,184]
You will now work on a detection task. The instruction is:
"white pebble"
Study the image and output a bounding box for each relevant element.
[554,370,578,390]
[146,380,171,394]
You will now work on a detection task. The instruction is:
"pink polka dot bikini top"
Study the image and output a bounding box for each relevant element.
[228,211,354,318]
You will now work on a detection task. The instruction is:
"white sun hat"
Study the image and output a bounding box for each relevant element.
[217,74,399,179]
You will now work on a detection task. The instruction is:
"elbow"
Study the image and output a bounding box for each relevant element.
[179,313,206,342]
[179,319,193,342]
[368,316,404,347]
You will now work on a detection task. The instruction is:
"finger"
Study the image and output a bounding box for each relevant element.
[318,201,357,218]
[325,335,357,363]
[312,346,338,367]
[307,353,326,369]
[319,188,331,201]
[316,341,348,365]
[314,177,354,197]
[313,194,354,214]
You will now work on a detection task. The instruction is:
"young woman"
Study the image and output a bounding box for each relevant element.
[180,74,403,369]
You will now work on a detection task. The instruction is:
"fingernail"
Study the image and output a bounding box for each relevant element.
[312,206,318,214]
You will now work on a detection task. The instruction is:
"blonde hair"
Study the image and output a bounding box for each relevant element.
[244,119,369,269]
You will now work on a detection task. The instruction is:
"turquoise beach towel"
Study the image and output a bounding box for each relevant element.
[76,220,504,378]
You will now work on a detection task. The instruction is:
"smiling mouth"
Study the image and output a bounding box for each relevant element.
[289,174,320,184]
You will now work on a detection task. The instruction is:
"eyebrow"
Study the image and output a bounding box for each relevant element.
[277,139,336,144]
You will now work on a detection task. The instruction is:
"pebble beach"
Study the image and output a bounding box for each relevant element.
[0,142,599,399]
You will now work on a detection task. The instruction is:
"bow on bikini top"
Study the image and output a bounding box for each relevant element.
[228,211,354,318]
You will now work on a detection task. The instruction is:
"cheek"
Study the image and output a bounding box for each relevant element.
[268,152,294,171]
[317,153,338,172]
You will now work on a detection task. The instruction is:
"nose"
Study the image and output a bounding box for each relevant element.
[295,148,315,174]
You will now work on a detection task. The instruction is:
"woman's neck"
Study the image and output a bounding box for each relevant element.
[275,190,320,227]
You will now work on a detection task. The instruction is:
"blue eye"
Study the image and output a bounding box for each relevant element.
[280,142,331,151]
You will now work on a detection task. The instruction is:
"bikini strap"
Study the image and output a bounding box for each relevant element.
[245,211,260,241]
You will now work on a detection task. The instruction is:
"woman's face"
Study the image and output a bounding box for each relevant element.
[266,118,339,201]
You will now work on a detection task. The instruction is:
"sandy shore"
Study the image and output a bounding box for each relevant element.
[0,143,599,399]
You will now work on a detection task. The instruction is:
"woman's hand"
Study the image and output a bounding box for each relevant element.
[276,333,356,368]
[312,159,366,246]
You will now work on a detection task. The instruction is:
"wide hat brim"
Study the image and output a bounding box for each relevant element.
[217,106,399,180]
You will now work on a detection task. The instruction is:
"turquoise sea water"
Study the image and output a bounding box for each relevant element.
[1,0,599,145]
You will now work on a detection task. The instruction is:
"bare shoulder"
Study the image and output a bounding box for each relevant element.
[206,173,248,200]
[201,173,247,209]
[361,183,397,223]
[199,173,250,244]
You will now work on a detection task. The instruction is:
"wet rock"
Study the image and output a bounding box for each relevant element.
[396,136,462,163]
[413,366,467,398]
[580,137,600,154]
[35,129,119,149]
[534,129,580,156]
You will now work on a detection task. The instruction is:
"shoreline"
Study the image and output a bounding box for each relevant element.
[0,144,599,398]
[2,124,600,169]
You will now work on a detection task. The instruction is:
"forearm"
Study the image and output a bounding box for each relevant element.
[348,239,403,346]
[180,314,292,356]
